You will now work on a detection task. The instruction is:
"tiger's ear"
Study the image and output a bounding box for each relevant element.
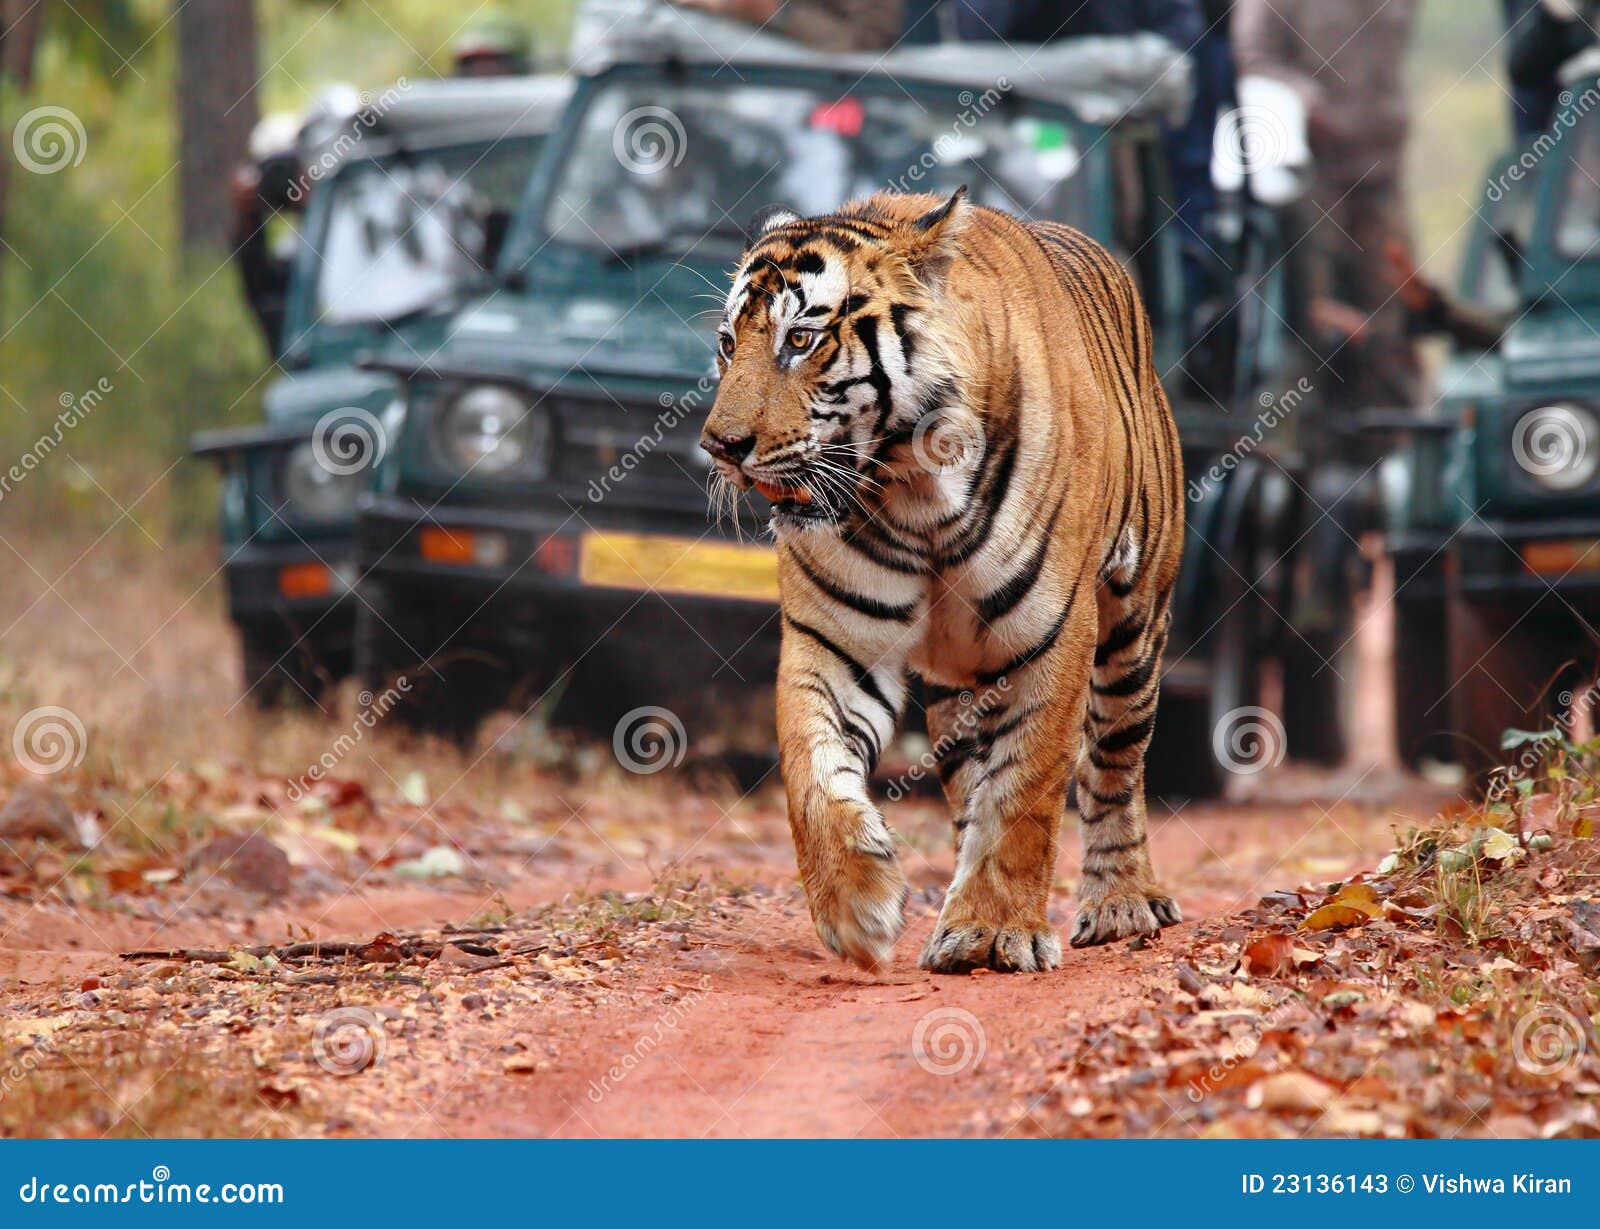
[746,204,800,243]
[899,186,968,284]
[913,185,968,237]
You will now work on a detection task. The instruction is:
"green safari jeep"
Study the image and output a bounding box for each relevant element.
[190,76,569,704]
[351,30,1352,797]
[351,45,1161,734]
[1383,83,1600,771]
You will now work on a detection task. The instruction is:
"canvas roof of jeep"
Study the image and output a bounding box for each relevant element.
[570,1,1191,127]
[301,74,574,164]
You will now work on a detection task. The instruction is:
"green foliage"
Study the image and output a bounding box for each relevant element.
[0,0,575,537]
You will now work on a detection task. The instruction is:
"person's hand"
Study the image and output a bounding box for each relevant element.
[1539,0,1584,22]
[229,164,262,217]
[1382,238,1439,314]
[1307,102,1340,149]
[1310,296,1371,344]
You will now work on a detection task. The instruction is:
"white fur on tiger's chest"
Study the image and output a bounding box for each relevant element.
[914,559,1060,682]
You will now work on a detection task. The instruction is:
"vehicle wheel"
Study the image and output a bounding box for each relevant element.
[1278,462,1369,767]
[1149,568,1262,800]
[354,582,503,743]
[1393,593,1452,768]
[240,621,341,710]
[1281,628,1354,766]
[1446,594,1574,778]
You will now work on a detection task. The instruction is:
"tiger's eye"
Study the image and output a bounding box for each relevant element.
[787,328,815,351]
[718,332,735,360]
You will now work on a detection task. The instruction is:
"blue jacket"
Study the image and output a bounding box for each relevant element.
[953,0,1203,49]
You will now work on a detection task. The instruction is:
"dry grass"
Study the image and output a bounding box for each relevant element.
[0,1027,306,1139]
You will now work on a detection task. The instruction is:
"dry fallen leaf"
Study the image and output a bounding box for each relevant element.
[1242,934,1319,976]
[1302,903,1374,932]
[1247,1071,1334,1113]
[1302,883,1384,931]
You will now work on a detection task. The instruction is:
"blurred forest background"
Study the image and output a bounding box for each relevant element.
[0,0,1506,540]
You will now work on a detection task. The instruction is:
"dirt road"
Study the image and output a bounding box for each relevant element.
[0,764,1447,1138]
[7,534,1596,1140]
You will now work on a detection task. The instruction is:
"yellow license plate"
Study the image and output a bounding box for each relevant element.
[579,531,779,603]
[1522,538,1600,575]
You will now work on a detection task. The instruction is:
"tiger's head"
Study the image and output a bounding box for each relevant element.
[700,188,970,531]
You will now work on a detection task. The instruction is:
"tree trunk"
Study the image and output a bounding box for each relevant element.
[176,0,257,254]
[0,0,50,295]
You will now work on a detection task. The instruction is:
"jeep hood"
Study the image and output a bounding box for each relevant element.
[438,291,714,384]
[264,313,457,425]
[1500,312,1600,389]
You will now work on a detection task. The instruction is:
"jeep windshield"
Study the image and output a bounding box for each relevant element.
[309,136,542,326]
[536,75,1091,263]
[1556,110,1600,261]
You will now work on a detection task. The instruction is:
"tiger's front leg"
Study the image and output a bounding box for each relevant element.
[776,616,911,972]
[920,596,1099,973]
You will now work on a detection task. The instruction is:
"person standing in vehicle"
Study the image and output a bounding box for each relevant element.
[1504,0,1575,137]
[1509,0,1600,134]
[667,0,907,51]
[1233,0,1420,410]
[953,0,1222,313]
[453,19,533,77]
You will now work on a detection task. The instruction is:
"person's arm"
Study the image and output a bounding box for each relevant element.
[1509,0,1598,86]
[1232,0,1322,111]
[783,0,907,51]
[1384,240,1507,350]
[952,0,1020,41]
[1137,0,1204,51]
[672,0,906,51]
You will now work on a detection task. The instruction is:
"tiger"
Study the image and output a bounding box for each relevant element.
[699,188,1184,973]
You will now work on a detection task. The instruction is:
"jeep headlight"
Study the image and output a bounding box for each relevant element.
[1512,403,1599,492]
[436,384,550,478]
[281,441,363,522]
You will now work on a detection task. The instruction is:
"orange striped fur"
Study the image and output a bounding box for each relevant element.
[700,189,1184,972]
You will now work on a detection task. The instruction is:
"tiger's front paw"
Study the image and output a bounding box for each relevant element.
[1069,886,1181,948]
[807,847,908,973]
[919,917,1062,974]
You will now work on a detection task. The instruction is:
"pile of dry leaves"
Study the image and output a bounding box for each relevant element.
[1012,750,1600,1138]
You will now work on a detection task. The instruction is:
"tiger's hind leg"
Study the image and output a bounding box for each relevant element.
[1070,569,1181,948]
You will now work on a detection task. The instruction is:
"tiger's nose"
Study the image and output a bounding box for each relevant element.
[701,431,756,465]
